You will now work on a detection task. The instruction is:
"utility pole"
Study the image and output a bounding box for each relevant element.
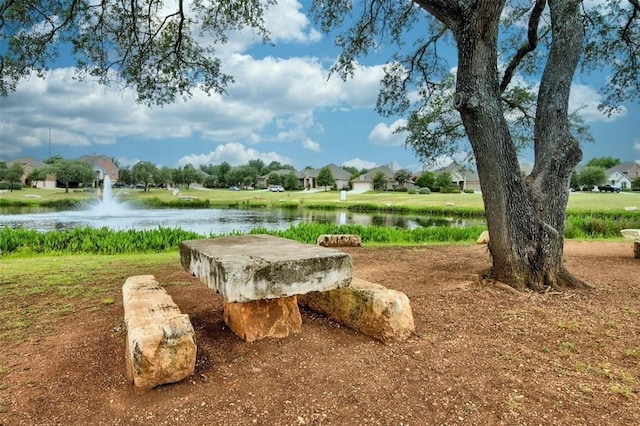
[49,128,52,158]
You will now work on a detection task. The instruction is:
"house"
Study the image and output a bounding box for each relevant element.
[256,169,303,189]
[438,161,481,192]
[605,162,640,190]
[7,157,57,188]
[77,155,119,186]
[302,164,352,190]
[352,165,397,192]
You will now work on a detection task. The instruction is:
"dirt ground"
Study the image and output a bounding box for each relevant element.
[1,241,638,425]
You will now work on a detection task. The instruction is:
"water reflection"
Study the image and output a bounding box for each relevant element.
[295,210,483,229]
[0,206,484,234]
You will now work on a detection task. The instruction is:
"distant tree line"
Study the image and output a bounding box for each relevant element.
[5,155,637,193]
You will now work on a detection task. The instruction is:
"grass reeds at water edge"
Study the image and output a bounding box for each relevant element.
[2,210,638,256]
[0,224,484,256]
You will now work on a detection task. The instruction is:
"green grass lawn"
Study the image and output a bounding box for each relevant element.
[0,252,181,343]
[3,186,639,212]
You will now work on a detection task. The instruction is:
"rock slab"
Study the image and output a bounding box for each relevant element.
[299,278,415,343]
[476,230,490,244]
[316,234,362,247]
[620,229,640,240]
[223,296,302,342]
[122,275,196,392]
[179,235,353,303]
[635,241,639,259]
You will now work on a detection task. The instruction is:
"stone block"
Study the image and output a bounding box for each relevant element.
[316,234,362,247]
[299,278,415,343]
[635,241,640,259]
[620,229,640,240]
[180,235,353,303]
[223,296,302,342]
[476,230,490,244]
[123,275,196,392]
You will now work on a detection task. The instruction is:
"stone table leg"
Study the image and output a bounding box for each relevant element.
[223,295,302,342]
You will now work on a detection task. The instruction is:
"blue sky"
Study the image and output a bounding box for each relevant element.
[1,0,638,172]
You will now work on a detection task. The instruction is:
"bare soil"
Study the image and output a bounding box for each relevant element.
[1,241,639,425]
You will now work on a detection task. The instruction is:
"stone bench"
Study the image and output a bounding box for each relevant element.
[316,234,362,247]
[122,275,197,392]
[298,278,415,343]
[180,235,353,342]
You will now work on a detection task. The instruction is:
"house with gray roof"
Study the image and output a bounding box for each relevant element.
[605,162,640,190]
[437,161,481,192]
[302,164,352,190]
[352,165,397,192]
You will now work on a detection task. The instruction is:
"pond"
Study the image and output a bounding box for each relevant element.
[0,204,484,235]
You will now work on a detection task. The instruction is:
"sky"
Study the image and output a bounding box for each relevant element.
[0,0,639,173]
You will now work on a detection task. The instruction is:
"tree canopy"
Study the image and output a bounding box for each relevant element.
[577,166,607,190]
[45,159,94,192]
[585,157,621,170]
[316,167,334,190]
[1,163,25,191]
[0,0,273,105]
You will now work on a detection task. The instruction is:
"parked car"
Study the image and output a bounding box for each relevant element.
[597,184,620,193]
[229,186,240,191]
[269,185,284,192]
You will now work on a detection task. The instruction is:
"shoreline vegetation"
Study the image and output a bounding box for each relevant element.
[1,188,639,256]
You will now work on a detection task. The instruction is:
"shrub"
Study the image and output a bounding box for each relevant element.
[463,189,475,194]
[407,189,417,194]
[419,187,431,194]
[441,186,461,194]
[0,182,23,190]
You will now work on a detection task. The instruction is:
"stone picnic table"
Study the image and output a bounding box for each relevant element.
[179,234,353,342]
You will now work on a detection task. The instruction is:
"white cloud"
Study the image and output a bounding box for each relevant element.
[263,0,322,44]
[176,143,292,168]
[2,48,387,160]
[191,0,321,57]
[569,83,628,123]
[301,139,321,152]
[368,119,408,147]
[225,55,381,112]
[342,158,378,170]
[634,142,640,152]
[116,157,144,168]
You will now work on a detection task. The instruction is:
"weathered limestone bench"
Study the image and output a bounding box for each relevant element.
[180,235,353,342]
[122,275,197,392]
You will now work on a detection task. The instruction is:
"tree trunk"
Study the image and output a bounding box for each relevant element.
[451,0,589,291]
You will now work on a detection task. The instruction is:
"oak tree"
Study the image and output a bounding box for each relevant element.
[312,0,639,291]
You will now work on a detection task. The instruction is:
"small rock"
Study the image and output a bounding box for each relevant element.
[476,230,490,244]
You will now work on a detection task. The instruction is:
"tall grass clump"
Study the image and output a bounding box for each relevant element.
[140,197,210,208]
[564,214,640,239]
[0,227,205,255]
[249,222,486,245]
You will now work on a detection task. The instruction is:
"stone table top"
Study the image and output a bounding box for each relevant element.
[179,235,353,303]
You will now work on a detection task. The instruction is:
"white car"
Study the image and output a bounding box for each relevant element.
[269,185,284,192]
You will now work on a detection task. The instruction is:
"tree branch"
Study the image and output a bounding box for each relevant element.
[500,0,546,92]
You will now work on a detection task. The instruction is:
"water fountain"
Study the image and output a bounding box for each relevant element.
[94,175,127,214]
